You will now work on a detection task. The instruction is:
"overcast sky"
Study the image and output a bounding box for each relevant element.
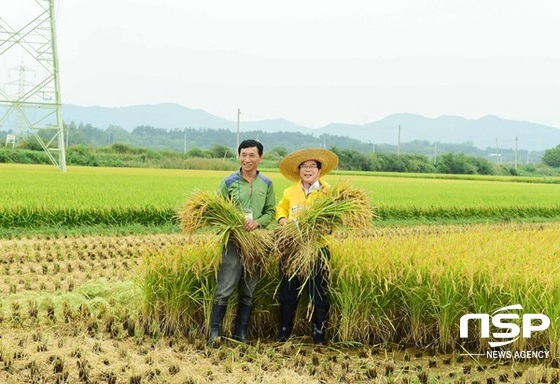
[4,0,560,129]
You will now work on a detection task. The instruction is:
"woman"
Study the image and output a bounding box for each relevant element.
[275,148,339,344]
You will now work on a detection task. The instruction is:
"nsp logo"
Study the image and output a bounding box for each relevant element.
[460,304,550,347]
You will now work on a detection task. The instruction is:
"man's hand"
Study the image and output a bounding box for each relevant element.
[244,219,259,231]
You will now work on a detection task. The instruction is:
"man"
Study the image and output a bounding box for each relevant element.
[208,139,276,344]
[275,148,339,345]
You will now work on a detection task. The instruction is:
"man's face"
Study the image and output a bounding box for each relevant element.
[299,160,321,184]
[239,146,262,173]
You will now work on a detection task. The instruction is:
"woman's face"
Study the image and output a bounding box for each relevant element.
[299,160,321,185]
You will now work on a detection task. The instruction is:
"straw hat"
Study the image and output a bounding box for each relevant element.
[278,148,339,182]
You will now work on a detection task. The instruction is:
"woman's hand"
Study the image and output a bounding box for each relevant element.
[278,218,288,226]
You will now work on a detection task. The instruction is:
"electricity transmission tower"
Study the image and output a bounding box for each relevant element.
[0,0,66,171]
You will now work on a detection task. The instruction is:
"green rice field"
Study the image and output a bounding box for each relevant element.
[2,163,560,230]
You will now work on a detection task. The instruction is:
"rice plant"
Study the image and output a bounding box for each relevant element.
[275,182,374,281]
[138,236,221,336]
[178,189,274,275]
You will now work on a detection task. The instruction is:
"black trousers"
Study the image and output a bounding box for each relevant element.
[278,247,330,310]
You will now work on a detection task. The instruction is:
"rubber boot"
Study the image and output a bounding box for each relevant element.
[311,305,329,345]
[233,303,253,343]
[207,304,227,345]
[275,302,297,342]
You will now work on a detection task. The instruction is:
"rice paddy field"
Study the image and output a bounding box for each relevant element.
[2,163,560,383]
[2,163,560,229]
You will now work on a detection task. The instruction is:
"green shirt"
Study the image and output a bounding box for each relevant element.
[217,169,276,228]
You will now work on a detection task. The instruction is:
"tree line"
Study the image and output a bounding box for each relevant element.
[4,122,545,161]
[1,123,560,176]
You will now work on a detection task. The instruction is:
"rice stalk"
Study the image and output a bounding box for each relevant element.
[179,190,274,275]
[139,239,219,335]
[275,182,374,281]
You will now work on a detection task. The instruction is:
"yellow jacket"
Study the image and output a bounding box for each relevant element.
[275,179,330,222]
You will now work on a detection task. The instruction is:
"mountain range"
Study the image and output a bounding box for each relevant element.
[61,103,560,152]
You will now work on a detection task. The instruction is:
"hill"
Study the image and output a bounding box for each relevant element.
[62,103,308,133]
[319,114,560,152]
[61,103,560,152]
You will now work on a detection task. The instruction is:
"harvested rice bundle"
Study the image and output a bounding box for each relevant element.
[179,189,274,275]
[275,182,374,280]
